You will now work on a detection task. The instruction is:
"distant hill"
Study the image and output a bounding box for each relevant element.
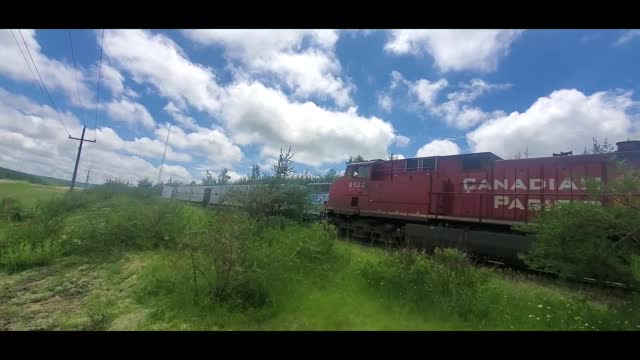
[0,166,91,188]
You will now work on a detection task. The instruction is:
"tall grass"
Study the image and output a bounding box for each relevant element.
[360,247,640,330]
[0,184,183,271]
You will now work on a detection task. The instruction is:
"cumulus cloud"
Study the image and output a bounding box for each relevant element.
[394,135,410,147]
[0,88,192,184]
[416,139,461,157]
[163,101,199,130]
[182,30,353,107]
[154,123,243,170]
[466,89,639,159]
[385,30,523,72]
[391,71,509,129]
[103,29,224,115]
[93,127,191,163]
[104,98,155,129]
[218,81,396,167]
[0,29,96,108]
[410,78,449,107]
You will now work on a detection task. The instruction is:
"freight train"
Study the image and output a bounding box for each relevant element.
[161,182,332,217]
[325,140,640,266]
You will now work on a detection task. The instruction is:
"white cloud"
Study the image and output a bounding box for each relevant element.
[0,29,95,108]
[389,153,405,160]
[219,81,396,167]
[466,89,638,159]
[378,93,392,112]
[615,30,640,46]
[154,123,243,169]
[104,98,155,129]
[394,135,410,147]
[182,30,353,107]
[103,30,224,115]
[385,30,523,72]
[88,125,192,163]
[394,73,509,129]
[416,139,461,157]
[0,88,192,184]
[410,78,449,107]
[163,101,199,130]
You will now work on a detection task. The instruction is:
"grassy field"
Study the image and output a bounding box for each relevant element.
[0,181,638,331]
[0,180,67,207]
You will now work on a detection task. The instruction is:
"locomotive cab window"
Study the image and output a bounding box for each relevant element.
[420,158,436,170]
[355,165,370,179]
[406,158,419,171]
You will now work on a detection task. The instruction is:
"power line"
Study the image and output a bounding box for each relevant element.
[93,29,105,141]
[16,29,71,137]
[10,30,45,95]
[68,31,82,120]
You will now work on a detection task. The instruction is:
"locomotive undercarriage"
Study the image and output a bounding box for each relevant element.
[326,212,533,268]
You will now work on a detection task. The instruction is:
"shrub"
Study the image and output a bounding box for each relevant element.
[229,184,311,221]
[517,165,640,285]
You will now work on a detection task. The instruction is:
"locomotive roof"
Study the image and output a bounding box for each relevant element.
[346,152,503,165]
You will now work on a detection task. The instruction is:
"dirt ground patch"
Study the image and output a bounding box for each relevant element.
[0,254,150,330]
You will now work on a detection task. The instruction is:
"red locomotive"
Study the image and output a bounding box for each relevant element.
[325,141,640,265]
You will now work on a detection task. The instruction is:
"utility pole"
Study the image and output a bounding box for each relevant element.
[84,168,92,189]
[157,124,172,186]
[69,125,96,191]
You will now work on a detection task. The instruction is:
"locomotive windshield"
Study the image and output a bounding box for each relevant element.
[347,165,370,179]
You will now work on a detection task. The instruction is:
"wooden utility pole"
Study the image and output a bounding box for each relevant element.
[69,125,96,191]
[84,168,92,189]
[157,124,172,185]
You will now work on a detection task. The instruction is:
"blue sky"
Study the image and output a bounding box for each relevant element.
[0,29,639,184]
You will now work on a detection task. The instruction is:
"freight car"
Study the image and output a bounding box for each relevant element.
[161,182,332,217]
[325,141,640,266]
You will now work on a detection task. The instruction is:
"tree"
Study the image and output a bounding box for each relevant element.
[137,177,154,189]
[273,146,295,179]
[250,165,260,181]
[592,137,615,154]
[218,168,231,185]
[190,181,197,186]
[346,155,365,164]
[325,168,338,181]
[202,170,216,186]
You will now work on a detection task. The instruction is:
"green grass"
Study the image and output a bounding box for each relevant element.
[0,180,67,207]
[0,181,638,331]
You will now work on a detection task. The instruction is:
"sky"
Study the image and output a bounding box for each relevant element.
[0,29,639,184]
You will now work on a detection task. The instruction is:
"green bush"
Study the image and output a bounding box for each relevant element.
[1,197,27,221]
[229,185,311,221]
[518,202,636,283]
[516,163,640,286]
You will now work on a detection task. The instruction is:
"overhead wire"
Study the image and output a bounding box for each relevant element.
[17,29,72,137]
[93,29,105,141]
[68,31,83,121]
[12,29,72,137]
